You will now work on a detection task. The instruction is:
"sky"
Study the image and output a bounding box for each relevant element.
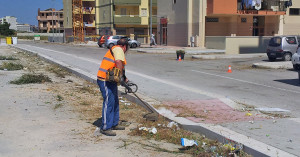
[0,0,63,26]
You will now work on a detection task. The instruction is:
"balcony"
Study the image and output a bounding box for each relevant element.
[83,8,95,14]
[37,16,47,21]
[207,0,286,15]
[114,15,141,24]
[114,0,141,6]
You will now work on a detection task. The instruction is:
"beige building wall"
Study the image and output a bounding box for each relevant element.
[158,0,206,47]
[281,0,300,35]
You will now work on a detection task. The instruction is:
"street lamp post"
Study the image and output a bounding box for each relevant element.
[150,0,152,44]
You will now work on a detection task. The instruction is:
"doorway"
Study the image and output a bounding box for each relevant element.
[253,16,265,36]
[160,18,168,45]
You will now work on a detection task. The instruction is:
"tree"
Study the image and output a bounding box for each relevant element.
[0,22,15,36]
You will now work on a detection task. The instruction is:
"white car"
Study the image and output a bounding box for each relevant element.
[292,48,300,70]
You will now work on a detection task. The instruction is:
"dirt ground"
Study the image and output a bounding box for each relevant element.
[0,46,189,157]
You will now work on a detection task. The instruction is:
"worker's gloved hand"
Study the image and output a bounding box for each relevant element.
[120,77,132,93]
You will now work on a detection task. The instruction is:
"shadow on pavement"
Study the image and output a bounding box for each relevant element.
[274,79,300,86]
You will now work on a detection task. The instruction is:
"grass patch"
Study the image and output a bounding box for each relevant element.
[0,56,18,60]
[80,100,93,106]
[54,103,63,109]
[56,94,64,101]
[47,65,69,78]
[0,62,23,71]
[10,73,52,85]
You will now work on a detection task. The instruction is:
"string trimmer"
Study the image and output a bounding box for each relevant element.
[122,81,159,121]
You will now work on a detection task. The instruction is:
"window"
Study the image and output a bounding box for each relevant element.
[206,18,219,22]
[173,0,176,4]
[286,37,297,44]
[241,18,247,23]
[42,13,44,16]
[290,8,300,15]
[121,8,126,15]
[112,36,120,39]
[60,14,63,18]
[269,37,281,47]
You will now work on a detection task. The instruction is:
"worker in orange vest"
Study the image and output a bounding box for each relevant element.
[97,37,129,136]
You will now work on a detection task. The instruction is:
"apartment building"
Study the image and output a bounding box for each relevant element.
[280,0,300,35]
[158,0,296,48]
[37,8,64,33]
[96,0,157,42]
[63,0,96,38]
[0,16,17,30]
[16,24,32,32]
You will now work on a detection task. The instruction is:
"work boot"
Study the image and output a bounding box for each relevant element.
[112,125,125,130]
[100,129,116,136]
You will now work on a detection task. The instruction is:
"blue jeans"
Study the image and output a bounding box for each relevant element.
[97,80,119,130]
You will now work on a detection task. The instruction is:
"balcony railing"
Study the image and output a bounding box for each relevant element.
[114,0,141,5]
[237,0,286,14]
[114,15,141,24]
[207,0,286,15]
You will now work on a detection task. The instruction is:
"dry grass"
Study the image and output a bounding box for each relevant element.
[0,55,18,60]
[47,65,69,78]
[0,62,23,70]
[10,73,52,85]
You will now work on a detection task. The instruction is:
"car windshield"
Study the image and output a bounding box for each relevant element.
[269,37,281,47]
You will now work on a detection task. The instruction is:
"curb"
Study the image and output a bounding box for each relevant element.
[11,45,297,157]
[252,62,293,69]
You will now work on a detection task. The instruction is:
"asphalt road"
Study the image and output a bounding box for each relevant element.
[17,41,300,117]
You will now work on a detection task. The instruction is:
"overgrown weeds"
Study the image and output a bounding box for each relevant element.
[0,56,18,60]
[10,73,52,84]
[0,62,23,70]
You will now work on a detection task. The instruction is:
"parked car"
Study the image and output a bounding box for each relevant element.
[105,35,141,48]
[266,36,300,61]
[97,35,110,48]
[292,48,300,70]
[128,38,141,48]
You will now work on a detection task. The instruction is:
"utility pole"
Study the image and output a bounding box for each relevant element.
[51,0,55,42]
[149,0,152,44]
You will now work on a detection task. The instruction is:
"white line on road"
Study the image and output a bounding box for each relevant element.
[191,69,300,94]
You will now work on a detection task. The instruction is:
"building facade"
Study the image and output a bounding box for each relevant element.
[37,8,64,33]
[97,0,157,43]
[0,16,17,30]
[16,24,32,32]
[158,0,296,47]
[63,0,96,38]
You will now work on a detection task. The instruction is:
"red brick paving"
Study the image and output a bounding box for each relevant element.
[163,99,265,124]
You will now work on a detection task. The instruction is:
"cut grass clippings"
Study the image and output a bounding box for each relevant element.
[129,116,251,157]
[0,62,23,71]
[0,56,18,60]
[47,65,69,78]
[10,73,52,85]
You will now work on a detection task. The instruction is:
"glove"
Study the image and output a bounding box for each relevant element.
[120,77,132,93]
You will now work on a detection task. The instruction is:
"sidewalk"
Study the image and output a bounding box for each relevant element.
[11,44,298,157]
[137,44,294,69]
[134,44,225,54]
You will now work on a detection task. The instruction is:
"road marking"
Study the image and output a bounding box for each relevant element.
[22,44,100,65]
[191,69,300,94]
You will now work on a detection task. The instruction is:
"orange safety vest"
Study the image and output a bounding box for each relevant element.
[97,45,127,80]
